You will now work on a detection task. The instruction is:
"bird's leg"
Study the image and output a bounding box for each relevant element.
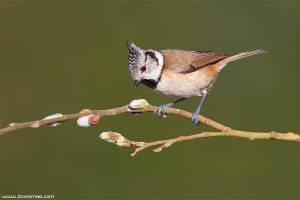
[191,91,207,126]
[157,98,186,117]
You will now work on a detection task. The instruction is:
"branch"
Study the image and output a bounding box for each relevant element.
[1,99,299,156]
[128,130,299,156]
[0,102,227,135]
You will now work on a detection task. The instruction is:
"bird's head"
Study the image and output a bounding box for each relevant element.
[126,42,164,88]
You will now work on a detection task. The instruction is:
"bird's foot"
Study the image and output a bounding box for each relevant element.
[191,111,200,126]
[157,103,173,117]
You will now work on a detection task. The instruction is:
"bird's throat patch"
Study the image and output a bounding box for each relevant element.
[142,79,159,89]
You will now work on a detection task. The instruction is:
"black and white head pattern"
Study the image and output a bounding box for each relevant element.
[126,42,145,80]
[126,42,164,82]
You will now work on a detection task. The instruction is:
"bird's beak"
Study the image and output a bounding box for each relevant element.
[134,79,142,88]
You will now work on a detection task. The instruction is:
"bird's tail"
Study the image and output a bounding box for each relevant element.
[217,49,266,70]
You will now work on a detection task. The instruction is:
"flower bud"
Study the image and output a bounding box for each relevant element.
[43,113,64,127]
[77,115,99,127]
[99,131,130,146]
[88,115,100,125]
[80,109,93,114]
[162,114,168,119]
[128,99,149,109]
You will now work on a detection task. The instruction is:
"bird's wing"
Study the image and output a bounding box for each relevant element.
[191,51,233,68]
[161,49,232,74]
[160,50,195,74]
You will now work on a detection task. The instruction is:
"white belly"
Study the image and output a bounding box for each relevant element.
[154,70,216,98]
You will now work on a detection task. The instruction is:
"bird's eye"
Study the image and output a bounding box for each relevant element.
[141,66,146,72]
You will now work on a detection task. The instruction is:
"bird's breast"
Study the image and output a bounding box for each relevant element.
[154,70,216,98]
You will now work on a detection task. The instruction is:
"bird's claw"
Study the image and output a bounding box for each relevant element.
[157,103,172,118]
[157,105,166,117]
[191,112,200,126]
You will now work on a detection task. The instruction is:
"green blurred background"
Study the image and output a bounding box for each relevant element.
[1,1,299,199]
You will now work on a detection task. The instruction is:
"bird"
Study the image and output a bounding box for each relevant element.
[126,42,266,125]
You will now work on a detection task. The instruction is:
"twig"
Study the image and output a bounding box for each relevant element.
[129,130,300,156]
[1,102,299,157]
[0,104,228,136]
